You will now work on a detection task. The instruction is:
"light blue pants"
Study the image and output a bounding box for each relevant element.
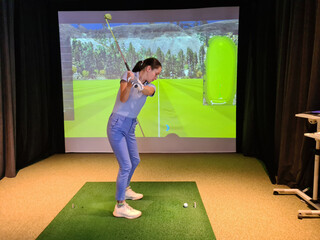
[107,113,140,201]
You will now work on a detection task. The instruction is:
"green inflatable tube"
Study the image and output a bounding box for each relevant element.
[205,36,237,105]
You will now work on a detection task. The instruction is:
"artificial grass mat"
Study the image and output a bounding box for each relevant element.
[37,182,216,240]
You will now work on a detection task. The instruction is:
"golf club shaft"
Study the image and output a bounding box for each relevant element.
[136,119,145,137]
[105,20,130,71]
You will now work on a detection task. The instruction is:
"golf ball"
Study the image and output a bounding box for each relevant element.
[183,203,188,208]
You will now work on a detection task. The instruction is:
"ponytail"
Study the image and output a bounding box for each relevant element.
[132,57,162,72]
[132,60,144,72]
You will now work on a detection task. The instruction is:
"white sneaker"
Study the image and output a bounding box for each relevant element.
[125,186,143,200]
[113,203,142,219]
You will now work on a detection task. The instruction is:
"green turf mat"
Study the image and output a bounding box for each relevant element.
[37,182,216,240]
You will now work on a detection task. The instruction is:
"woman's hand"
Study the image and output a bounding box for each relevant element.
[127,71,135,82]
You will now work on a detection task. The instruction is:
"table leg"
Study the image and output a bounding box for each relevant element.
[313,140,319,200]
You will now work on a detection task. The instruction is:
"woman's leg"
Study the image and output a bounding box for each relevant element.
[107,114,132,201]
[126,119,140,187]
[113,137,132,201]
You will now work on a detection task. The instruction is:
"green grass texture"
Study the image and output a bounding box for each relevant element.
[36,182,216,240]
[64,79,236,138]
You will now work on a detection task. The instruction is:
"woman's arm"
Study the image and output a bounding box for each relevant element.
[141,86,155,96]
[119,71,135,103]
[119,81,132,103]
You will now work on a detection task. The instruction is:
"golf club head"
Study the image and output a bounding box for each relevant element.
[104,14,112,20]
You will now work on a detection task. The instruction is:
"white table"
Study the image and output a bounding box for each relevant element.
[273,112,320,219]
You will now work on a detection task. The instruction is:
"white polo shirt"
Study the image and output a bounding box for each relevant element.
[111,71,156,118]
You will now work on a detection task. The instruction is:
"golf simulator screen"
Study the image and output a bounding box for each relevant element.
[58,7,239,152]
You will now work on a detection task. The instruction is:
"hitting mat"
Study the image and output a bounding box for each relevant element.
[36,182,216,240]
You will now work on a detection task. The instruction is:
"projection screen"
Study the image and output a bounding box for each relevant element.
[58,7,239,152]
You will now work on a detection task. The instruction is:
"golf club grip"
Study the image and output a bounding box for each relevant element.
[125,62,130,71]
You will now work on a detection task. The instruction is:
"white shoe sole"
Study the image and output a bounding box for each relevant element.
[113,211,142,219]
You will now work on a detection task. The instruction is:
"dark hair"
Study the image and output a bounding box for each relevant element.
[132,57,162,72]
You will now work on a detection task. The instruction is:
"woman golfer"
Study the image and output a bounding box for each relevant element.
[107,57,162,219]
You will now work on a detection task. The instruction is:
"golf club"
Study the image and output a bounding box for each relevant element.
[104,14,130,71]
[104,13,145,137]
